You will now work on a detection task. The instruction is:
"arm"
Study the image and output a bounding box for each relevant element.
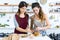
[44,14,50,29]
[36,14,50,30]
[16,27,27,32]
[26,16,32,33]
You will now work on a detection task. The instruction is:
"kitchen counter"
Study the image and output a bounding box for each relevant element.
[13,34,52,40]
[0,28,60,40]
[19,35,52,40]
[0,34,52,40]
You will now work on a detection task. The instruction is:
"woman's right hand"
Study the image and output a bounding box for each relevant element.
[26,29,32,33]
[36,27,40,31]
[36,27,43,31]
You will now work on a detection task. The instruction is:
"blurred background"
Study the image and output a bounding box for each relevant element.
[0,0,60,35]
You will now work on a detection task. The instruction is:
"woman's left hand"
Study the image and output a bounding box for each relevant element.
[36,27,43,31]
[42,27,48,30]
[36,27,48,31]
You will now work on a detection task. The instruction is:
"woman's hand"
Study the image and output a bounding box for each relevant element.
[42,27,48,30]
[26,29,32,33]
[36,27,43,31]
[36,27,48,31]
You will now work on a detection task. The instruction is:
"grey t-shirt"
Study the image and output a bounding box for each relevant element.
[33,19,47,36]
[14,16,19,28]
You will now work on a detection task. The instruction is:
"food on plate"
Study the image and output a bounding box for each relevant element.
[33,32,40,36]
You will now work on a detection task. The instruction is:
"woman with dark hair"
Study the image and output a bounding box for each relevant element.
[30,2,50,36]
[14,1,31,34]
[6,1,31,40]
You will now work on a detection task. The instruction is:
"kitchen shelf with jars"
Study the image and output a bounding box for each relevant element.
[0,3,33,13]
[48,2,60,28]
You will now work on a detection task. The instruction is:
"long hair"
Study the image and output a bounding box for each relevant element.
[32,2,44,22]
[16,1,28,16]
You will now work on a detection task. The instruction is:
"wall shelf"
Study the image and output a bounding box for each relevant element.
[0,12,33,13]
[0,4,31,6]
[0,4,32,14]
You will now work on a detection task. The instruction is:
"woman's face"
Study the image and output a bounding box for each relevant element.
[20,6,27,13]
[33,7,40,15]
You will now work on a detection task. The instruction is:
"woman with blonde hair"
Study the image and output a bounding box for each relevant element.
[30,2,50,36]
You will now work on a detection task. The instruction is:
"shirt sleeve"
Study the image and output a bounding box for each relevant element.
[14,16,19,28]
